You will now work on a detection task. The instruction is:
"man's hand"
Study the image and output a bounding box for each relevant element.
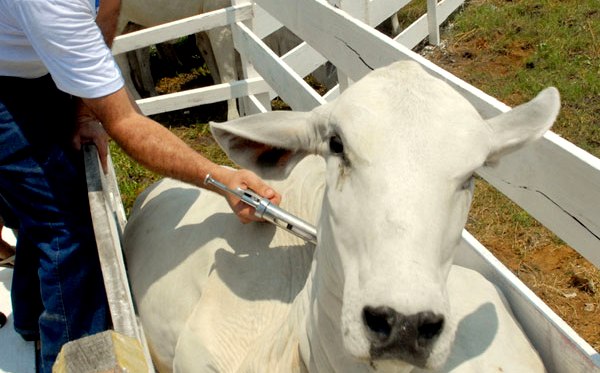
[73,111,110,173]
[212,168,282,224]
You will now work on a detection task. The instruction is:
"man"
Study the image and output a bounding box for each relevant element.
[0,0,281,371]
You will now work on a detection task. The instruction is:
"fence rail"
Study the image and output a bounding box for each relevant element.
[111,4,254,55]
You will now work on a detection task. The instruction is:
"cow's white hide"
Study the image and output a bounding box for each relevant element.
[115,0,305,119]
[124,60,559,372]
[115,0,241,118]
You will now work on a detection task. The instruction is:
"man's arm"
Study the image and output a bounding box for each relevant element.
[95,0,122,47]
[72,0,122,168]
[81,0,282,222]
[82,87,281,223]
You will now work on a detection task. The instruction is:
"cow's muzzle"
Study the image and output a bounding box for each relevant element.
[363,306,444,367]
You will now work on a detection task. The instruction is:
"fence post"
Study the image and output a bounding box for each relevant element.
[427,0,441,45]
[233,0,272,115]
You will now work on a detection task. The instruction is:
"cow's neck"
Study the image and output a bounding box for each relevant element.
[240,179,362,371]
[299,244,352,371]
[295,204,375,372]
[243,160,382,371]
[243,240,351,372]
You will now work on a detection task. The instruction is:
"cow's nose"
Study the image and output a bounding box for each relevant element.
[362,306,444,367]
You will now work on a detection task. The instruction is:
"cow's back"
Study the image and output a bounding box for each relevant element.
[124,155,325,371]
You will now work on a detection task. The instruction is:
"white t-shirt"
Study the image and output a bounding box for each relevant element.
[0,0,124,98]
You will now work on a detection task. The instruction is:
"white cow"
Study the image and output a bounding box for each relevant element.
[115,0,242,119]
[124,60,559,372]
[116,0,305,120]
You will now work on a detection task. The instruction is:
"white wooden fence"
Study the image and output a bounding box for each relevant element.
[106,0,600,372]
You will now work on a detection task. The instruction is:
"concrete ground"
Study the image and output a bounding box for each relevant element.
[0,229,35,373]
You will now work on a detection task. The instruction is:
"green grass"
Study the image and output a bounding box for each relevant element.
[110,142,159,215]
[434,0,600,156]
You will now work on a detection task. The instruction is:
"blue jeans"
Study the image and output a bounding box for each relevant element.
[0,75,110,372]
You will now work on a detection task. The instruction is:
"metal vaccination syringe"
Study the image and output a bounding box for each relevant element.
[204,174,317,245]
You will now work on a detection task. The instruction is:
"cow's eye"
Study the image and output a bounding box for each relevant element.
[329,135,344,154]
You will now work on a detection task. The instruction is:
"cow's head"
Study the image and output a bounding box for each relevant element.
[210,60,559,370]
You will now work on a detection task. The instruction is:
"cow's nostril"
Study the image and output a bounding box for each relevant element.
[417,312,444,342]
[363,306,395,341]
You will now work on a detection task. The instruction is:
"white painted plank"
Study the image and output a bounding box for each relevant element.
[136,77,272,116]
[243,94,271,115]
[264,0,438,82]
[476,131,600,268]
[251,3,284,39]
[427,0,441,45]
[0,268,36,373]
[232,21,326,111]
[84,146,138,340]
[232,0,273,117]
[111,4,253,55]
[251,0,436,95]
[255,0,600,271]
[395,0,464,49]
[83,146,155,372]
[119,0,456,114]
[323,85,341,102]
[369,0,412,27]
[328,0,369,23]
[280,42,329,82]
[455,231,600,372]
[395,12,429,49]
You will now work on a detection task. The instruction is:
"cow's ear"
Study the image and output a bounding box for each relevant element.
[210,111,316,179]
[486,87,560,165]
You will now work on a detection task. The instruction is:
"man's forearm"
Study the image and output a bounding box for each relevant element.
[112,114,220,186]
[83,88,220,186]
